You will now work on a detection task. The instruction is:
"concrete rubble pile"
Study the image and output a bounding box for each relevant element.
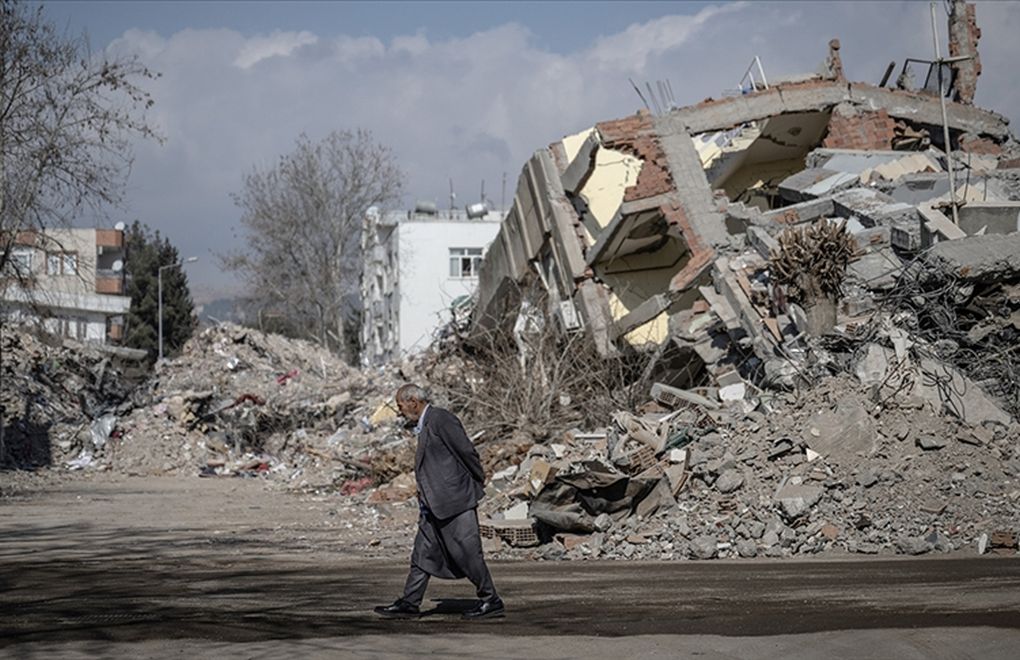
[76,323,416,486]
[1,326,142,469]
[463,374,1018,561]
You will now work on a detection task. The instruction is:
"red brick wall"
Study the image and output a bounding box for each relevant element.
[595,112,674,202]
[948,1,981,105]
[661,203,714,292]
[822,108,897,150]
[958,133,1001,156]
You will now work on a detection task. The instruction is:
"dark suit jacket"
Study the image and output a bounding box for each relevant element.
[415,406,485,520]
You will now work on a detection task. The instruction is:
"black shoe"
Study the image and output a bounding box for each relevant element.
[373,599,420,619]
[462,596,505,620]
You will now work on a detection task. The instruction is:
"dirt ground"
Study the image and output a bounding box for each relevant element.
[2,474,1019,659]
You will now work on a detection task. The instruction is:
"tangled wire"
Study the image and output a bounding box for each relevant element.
[873,257,1020,419]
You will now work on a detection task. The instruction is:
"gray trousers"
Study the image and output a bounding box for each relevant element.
[401,506,497,606]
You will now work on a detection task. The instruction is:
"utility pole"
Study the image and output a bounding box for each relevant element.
[930,1,972,225]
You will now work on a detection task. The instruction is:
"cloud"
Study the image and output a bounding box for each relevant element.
[234,30,318,68]
[103,2,1020,301]
[587,2,747,72]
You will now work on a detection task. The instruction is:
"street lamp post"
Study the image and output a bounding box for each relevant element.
[158,256,198,361]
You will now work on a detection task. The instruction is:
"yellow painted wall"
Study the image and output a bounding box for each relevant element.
[561,128,595,164]
[624,311,669,347]
[580,147,643,230]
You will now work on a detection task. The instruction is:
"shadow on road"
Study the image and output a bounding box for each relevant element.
[3,520,1019,648]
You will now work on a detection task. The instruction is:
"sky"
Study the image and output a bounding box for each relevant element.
[40,0,1020,302]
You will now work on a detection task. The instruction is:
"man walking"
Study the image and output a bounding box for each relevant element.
[374,384,504,620]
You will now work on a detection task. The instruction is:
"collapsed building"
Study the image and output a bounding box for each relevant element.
[471,0,1019,400]
[5,1,1018,561]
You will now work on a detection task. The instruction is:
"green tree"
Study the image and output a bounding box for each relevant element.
[123,222,195,361]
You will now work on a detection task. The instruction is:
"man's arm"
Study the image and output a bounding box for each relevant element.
[438,411,485,484]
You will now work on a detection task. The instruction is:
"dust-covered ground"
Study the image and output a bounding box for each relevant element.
[2,473,1018,659]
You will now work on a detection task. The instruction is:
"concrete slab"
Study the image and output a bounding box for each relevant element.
[925,232,1020,281]
[778,168,858,203]
[848,248,901,289]
[957,202,1020,236]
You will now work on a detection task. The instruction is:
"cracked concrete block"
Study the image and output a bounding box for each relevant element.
[804,400,877,460]
[778,167,859,203]
[847,248,901,289]
[715,469,745,494]
[854,343,894,386]
[957,202,1020,237]
[775,483,823,520]
[691,534,718,559]
[925,232,1020,282]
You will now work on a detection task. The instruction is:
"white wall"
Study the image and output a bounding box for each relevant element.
[397,219,501,355]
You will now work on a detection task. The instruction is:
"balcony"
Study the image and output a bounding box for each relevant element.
[95,229,124,249]
[95,273,125,295]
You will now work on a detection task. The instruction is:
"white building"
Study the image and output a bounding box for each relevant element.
[2,226,131,344]
[361,203,503,365]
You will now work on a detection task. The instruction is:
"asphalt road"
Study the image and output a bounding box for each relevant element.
[2,476,1018,658]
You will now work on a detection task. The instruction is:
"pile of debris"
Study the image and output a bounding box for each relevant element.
[69,323,413,485]
[454,368,1019,560]
[1,325,141,469]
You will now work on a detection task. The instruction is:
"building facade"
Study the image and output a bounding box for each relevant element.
[361,205,502,365]
[2,226,131,344]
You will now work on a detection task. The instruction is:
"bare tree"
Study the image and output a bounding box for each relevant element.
[419,278,666,443]
[224,130,403,363]
[0,0,160,275]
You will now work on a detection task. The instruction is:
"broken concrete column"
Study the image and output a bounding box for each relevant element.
[825,38,845,82]
[948,0,981,105]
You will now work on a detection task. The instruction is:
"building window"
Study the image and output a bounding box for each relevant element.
[9,249,33,275]
[53,315,86,340]
[46,252,78,275]
[449,247,483,279]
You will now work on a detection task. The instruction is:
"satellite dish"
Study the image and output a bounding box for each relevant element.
[114,221,126,231]
[112,259,124,272]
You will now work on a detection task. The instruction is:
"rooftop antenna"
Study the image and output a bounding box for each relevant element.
[645,81,662,115]
[449,178,456,211]
[629,78,651,112]
[480,179,486,206]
